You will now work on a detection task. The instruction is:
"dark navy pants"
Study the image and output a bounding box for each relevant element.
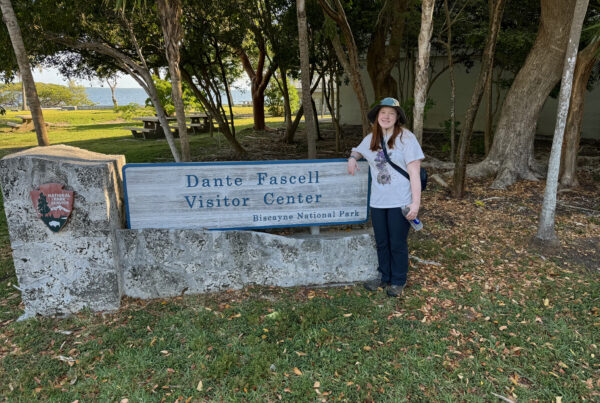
[371,207,411,286]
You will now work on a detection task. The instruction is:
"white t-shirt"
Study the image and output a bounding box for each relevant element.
[352,129,424,208]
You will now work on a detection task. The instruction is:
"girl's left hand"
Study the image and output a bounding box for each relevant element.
[405,203,419,221]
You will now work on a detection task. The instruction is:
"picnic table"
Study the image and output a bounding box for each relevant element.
[187,113,214,135]
[7,115,35,132]
[125,113,214,139]
[125,116,177,139]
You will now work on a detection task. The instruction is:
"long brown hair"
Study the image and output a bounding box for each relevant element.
[369,116,404,151]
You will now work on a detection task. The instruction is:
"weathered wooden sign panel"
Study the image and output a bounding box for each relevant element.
[123,159,370,230]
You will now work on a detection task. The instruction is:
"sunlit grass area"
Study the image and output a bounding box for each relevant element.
[0,107,284,162]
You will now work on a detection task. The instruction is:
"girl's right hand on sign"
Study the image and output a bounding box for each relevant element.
[347,158,359,175]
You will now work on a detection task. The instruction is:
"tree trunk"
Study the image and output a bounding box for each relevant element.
[483,0,496,157]
[536,0,589,243]
[323,65,341,152]
[285,74,322,144]
[238,46,276,131]
[1,0,49,146]
[318,0,370,134]
[311,97,322,140]
[484,70,493,155]
[366,0,408,100]
[214,38,236,138]
[107,77,118,108]
[252,91,266,130]
[412,0,435,144]
[559,39,600,188]
[19,74,27,111]
[297,0,317,160]
[180,68,246,157]
[279,68,293,139]
[298,0,320,236]
[452,0,506,197]
[156,0,189,162]
[443,0,456,162]
[469,0,577,189]
[144,69,182,160]
[287,104,304,143]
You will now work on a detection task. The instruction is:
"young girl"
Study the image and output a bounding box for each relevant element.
[347,98,424,297]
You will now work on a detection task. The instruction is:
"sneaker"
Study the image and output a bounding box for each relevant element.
[386,284,405,297]
[363,279,388,291]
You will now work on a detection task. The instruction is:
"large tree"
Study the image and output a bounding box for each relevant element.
[412,0,435,143]
[452,0,506,198]
[297,0,317,159]
[468,0,577,189]
[224,0,279,131]
[36,1,183,161]
[559,26,600,187]
[0,0,49,146]
[156,0,190,161]
[112,0,190,160]
[317,0,370,134]
[256,0,301,140]
[366,0,409,100]
[179,0,246,156]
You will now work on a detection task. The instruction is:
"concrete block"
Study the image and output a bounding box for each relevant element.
[0,145,125,317]
[118,228,378,299]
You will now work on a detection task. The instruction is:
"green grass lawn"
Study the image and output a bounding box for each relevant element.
[0,108,279,162]
[0,110,598,401]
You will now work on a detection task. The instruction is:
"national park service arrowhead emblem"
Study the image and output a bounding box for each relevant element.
[30,183,74,232]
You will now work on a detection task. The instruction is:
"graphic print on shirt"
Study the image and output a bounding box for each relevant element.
[375,149,392,184]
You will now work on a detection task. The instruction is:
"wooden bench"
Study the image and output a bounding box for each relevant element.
[124,126,154,139]
[169,124,216,137]
[5,120,49,131]
[188,122,205,131]
[169,123,208,136]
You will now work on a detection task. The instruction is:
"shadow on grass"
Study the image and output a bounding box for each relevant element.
[62,123,135,132]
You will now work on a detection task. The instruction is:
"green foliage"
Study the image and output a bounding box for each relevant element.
[0,83,20,106]
[145,76,203,116]
[265,78,299,117]
[0,82,93,107]
[114,103,147,120]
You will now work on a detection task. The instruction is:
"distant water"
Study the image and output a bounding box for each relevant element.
[85,87,252,106]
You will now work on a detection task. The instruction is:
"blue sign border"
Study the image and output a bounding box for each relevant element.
[122,158,371,231]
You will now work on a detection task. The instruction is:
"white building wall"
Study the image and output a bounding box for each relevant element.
[339,58,600,140]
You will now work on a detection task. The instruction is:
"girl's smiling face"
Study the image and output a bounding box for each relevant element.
[377,106,398,130]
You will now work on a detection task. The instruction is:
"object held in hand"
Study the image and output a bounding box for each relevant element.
[402,207,423,231]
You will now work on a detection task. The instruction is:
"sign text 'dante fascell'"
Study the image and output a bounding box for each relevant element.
[123,160,370,230]
[183,171,322,208]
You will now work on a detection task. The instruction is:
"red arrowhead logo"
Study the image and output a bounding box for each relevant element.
[30,183,74,232]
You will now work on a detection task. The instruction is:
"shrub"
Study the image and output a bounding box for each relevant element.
[265,78,299,117]
[145,76,203,116]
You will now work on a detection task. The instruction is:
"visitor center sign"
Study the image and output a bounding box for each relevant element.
[123,159,370,230]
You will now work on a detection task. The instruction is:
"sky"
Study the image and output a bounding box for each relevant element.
[31,67,252,89]
[32,67,142,88]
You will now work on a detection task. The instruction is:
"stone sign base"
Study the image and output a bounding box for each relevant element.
[117,229,377,299]
[0,145,377,317]
[0,145,125,318]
